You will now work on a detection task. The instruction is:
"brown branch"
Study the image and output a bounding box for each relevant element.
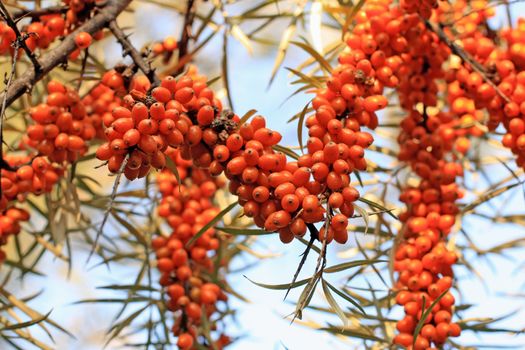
[12,5,69,21]
[0,1,42,73]
[425,20,511,103]
[108,20,160,86]
[176,0,196,75]
[0,0,132,109]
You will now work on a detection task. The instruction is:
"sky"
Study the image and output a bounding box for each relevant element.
[3,1,525,350]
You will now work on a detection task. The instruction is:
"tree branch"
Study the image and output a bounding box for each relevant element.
[0,0,132,109]
[108,20,160,86]
[176,0,196,75]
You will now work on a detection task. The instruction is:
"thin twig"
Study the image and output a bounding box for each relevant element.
[176,0,196,75]
[0,1,41,72]
[284,227,316,301]
[87,155,129,262]
[108,20,160,85]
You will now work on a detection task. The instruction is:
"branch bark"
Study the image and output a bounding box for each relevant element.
[0,0,132,109]
[109,20,160,86]
[176,0,196,75]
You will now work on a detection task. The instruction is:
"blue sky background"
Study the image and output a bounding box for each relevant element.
[3,1,525,349]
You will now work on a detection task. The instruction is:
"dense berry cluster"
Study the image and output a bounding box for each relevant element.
[95,71,370,245]
[0,15,65,55]
[95,72,223,179]
[153,149,230,350]
[393,110,464,348]
[152,36,178,56]
[1,154,61,211]
[23,80,96,164]
[0,207,30,264]
[82,70,126,140]
[400,0,439,19]
[0,154,61,261]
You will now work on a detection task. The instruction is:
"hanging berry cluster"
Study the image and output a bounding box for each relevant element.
[82,70,126,140]
[0,154,62,262]
[153,148,230,350]
[23,80,97,164]
[393,110,464,348]
[435,2,525,167]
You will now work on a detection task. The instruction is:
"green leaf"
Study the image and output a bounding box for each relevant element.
[186,202,237,247]
[0,310,52,331]
[320,326,386,342]
[324,281,366,315]
[358,197,398,220]
[321,279,348,327]
[215,227,271,236]
[353,171,364,188]
[324,259,387,274]
[96,284,158,292]
[291,41,332,73]
[244,275,311,290]
[353,204,369,234]
[165,156,181,186]
[285,67,325,88]
[273,145,300,160]
[412,291,448,347]
[296,102,309,155]
[110,210,148,246]
[239,109,257,125]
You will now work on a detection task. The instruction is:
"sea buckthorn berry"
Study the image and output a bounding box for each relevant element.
[75,31,92,49]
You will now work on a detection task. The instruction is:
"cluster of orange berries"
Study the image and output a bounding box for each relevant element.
[0,154,62,262]
[23,80,96,164]
[1,154,61,211]
[82,70,126,140]
[153,149,230,350]
[434,4,525,168]
[0,0,103,59]
[0,14,66,56]
[0,207,30,263]
[337,1,471,347]
[393,110,464,349]
[503,18,525,70]
[400,0,439,19]
[95,72,223,179]
[152,36,178,56]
